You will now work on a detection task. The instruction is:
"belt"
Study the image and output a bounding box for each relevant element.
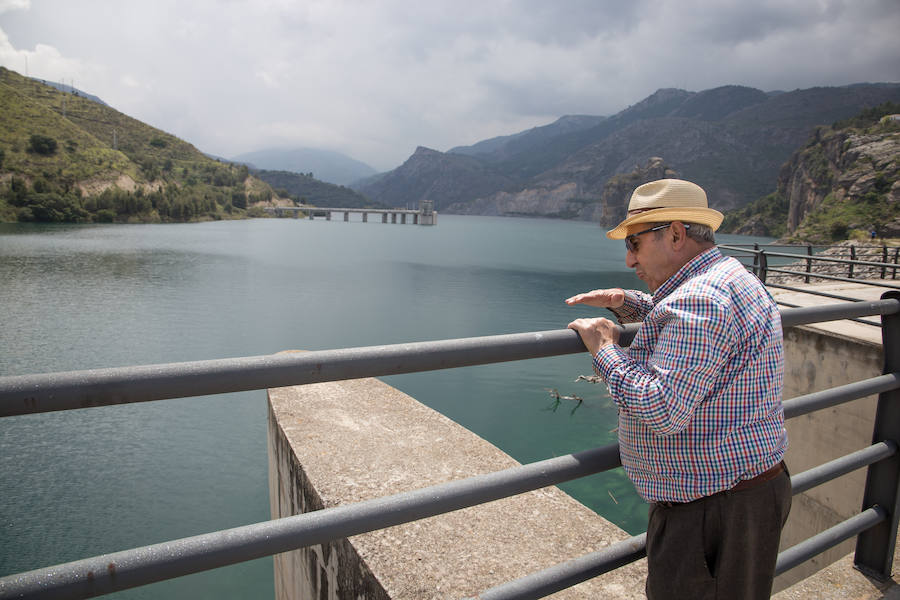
[655,461,786,508]
[731,461,786,492]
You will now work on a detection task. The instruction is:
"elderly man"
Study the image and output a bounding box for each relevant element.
[567,179,790,600]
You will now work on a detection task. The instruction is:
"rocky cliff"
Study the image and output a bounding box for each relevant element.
[722,106,900,242]
[444,157,679,224]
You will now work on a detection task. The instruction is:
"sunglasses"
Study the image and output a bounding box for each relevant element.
[624,222,690,252]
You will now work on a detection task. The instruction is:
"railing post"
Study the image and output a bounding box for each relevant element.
[752,243,760,278]
[850,245,857,279]
[806,244,813,284]
[854,290,900,579]
[883,246,888,280]
[758,249,768,283]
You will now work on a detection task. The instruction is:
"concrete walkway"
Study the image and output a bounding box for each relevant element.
[769,279,900,599]
[768,280,896,346]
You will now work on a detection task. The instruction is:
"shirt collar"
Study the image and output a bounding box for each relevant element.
[652,246,724,304]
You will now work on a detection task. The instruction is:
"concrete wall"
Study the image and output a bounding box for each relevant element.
[774,325,884,591]
[267,373,648,599]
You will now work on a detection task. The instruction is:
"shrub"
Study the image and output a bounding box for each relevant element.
[28,134,58,156]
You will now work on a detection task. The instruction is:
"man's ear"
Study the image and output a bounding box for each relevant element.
[670,221,689,248]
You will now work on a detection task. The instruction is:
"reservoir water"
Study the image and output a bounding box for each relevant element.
[0,215,769,598]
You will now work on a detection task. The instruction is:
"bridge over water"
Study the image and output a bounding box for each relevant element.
[266,199,436,225]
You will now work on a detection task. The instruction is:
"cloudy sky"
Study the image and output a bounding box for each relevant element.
[1,0,899,171]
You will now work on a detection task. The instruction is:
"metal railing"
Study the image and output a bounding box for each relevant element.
[720,243,900,327]
[721,243,900,289]
[2,297,900,599]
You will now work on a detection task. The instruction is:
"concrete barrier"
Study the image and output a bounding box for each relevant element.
[775,322,884,592]
[267,374,648,599]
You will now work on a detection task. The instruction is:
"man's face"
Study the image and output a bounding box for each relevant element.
[624,222,680,292]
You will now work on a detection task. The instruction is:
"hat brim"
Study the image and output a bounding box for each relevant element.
[606,207,724,240]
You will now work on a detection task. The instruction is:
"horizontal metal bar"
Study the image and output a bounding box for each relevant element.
[719,244,900,270]
[790,442,898,495]
[780,298,899,329]
[0,444,623,600]
[4,301,896,419]
[4,428,891,599]
[775,506,887,575]
[783,374,900,420]
[764,267,900,290]
[768,285,883,327]
[471,448,895,600]
[762,252,900,270]
[0,325,638,417]
[472,534,647,600]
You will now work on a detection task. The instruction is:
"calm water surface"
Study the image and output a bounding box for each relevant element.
[0,216,769,598]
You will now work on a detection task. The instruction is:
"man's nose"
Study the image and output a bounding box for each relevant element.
[625,248,638,268]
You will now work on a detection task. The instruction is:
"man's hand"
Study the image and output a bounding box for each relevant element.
[565,288,626,308]
[567,317,620,356]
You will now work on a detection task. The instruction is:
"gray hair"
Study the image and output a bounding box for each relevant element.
[685,223,716,244]
[650,222,716,244]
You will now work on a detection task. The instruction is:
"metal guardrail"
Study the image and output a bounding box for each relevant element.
[720,243,900,327]
[720,243,900,288]
[2,298,900,599]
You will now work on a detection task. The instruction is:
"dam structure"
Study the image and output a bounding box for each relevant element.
[266,199,436,225]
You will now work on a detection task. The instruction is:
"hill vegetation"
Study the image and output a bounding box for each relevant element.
[252,169,385,209]
[721,101,900,242]
[0,67,284,223]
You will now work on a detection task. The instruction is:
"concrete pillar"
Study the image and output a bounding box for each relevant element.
[413,214,418,225]
[326,212,331,221]
[391,213,397,224]
[344,212,350,222]
[401,214,406,224]
[363,213,368,223]
[382,214,387,223]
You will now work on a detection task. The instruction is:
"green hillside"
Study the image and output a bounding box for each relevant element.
[0,67,282,223]
[253,169,384,208]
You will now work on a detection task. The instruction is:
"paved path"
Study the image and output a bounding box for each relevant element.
[768,280,896,346]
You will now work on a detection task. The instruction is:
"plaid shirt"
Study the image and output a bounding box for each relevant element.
[592,247,787,503]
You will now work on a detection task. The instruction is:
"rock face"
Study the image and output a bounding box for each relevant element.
[781,126,900,237]
[443,157,678,225]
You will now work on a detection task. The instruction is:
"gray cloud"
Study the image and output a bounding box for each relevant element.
[1,0,898,171]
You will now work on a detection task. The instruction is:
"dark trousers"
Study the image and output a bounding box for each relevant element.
[645,467,792,600]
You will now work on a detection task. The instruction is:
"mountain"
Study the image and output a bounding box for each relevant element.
[353,146,516,211]
[721,102,900,242]
[449,114,607,161]
[0,67,285,223]
[252,168,385,209]
[354,84,900,222]
[231,147,377,186]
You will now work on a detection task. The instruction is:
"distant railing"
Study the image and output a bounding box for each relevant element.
[2,298,900,599]
[720,243,900,327]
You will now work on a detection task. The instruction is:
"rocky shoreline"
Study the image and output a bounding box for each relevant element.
[760,240,900,285]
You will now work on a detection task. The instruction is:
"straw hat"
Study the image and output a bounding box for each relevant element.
[606,179,724,239]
